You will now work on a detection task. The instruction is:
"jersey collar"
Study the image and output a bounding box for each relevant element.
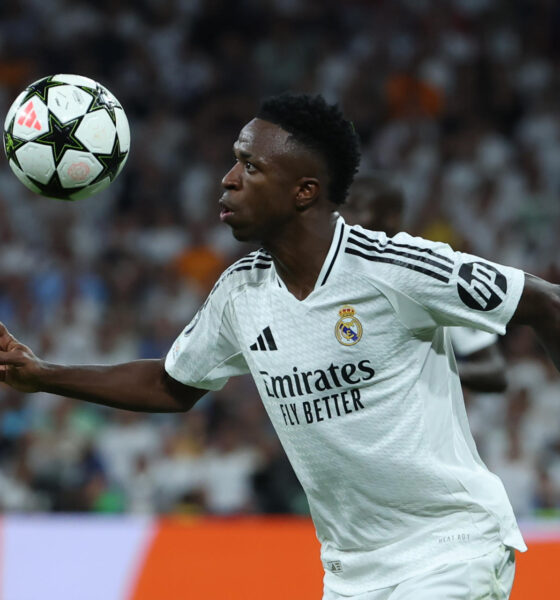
[274,214,347,295]
[316,214,346,287]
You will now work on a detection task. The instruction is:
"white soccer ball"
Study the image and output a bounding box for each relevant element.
[3,74,130,201]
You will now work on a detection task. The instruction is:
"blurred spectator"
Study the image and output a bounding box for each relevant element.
[200,419,263,515]
[0,0,560,518]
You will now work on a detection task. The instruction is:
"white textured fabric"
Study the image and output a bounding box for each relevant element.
[323,544,516,600]
[166,217,526,594]
[450,326,499,356]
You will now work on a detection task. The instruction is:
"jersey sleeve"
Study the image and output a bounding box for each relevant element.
[360,231,525,335]
[164,280,249,391]
[449,327,498,357]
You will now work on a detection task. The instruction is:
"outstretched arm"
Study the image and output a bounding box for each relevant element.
[510,273,560,370]
[0,323,205,412]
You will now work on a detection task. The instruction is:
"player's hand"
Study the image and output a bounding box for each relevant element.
[0,322,43,393]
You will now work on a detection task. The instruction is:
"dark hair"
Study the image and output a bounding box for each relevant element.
[256,93,361,205]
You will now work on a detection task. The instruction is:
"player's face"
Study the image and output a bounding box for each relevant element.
[220,118,305,243]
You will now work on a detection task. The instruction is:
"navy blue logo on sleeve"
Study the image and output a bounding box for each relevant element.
[457,262,507,311]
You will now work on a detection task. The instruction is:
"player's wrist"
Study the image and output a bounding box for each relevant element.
[29,360,76,392]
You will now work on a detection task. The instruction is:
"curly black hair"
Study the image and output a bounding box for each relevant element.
[256,93,361,205]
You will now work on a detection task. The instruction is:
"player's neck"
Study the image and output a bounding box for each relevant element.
[264,211,339,301]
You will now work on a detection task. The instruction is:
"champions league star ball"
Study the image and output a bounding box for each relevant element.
[3,74,130,201]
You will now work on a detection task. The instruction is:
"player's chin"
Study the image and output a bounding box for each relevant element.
[230,227,256,242]
[226,220,259,242]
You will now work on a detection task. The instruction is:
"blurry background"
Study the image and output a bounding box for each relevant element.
[1,0,560,525]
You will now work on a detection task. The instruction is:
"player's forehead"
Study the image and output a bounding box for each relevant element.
[233,118,293,162]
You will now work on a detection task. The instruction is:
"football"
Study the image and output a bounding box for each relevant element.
[3,74,130,201]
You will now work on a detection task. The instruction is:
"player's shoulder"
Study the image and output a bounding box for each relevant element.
[212,248,274,296]
[345,225,452,253]
[188,248,273,327]
[223,247,273,280]
[343,225,455,283]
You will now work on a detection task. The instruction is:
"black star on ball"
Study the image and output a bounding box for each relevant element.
[27,171,82,201]
[22,76,66,104]
[34,113,87,163]
[80,85,118,124]
[3,131,26,168]
[27,171,87,201]
[93,137,129,184]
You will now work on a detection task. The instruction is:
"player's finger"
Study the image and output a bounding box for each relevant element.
[0,326,24,353]
[0,322,15,342]
[0,350,26,366]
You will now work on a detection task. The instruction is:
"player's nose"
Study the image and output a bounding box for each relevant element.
[221,163,241,190]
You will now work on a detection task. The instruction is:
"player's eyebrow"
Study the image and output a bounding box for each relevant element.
[233,144,252,160]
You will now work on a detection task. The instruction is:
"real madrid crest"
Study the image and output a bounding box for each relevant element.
[335,305,363,346]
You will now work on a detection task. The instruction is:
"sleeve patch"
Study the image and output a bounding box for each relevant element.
[457,261,507,311]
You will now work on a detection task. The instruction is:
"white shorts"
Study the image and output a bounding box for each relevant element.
[323,545,515,600]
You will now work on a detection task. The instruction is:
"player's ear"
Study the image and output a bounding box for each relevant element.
[295,177,320,211]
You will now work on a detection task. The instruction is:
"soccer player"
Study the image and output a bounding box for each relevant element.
[343,175,507,393]
[1,93,559,599]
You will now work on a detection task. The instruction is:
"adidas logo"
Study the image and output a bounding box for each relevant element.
[17,101,42,131]
[250,326,278,351]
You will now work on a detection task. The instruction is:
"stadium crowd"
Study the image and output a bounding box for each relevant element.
[0,0,560,519]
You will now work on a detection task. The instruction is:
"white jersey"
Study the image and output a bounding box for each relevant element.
[450,326,498,357]
[165,217,526,595]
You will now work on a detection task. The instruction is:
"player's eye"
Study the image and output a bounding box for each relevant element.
[245,161,256,173]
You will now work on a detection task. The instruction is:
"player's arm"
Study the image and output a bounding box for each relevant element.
[510,273,560,370]
[456,344,507,393]
[0,323,204,412]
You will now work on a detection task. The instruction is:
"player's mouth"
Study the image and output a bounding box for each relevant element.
[219,198,235,222]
